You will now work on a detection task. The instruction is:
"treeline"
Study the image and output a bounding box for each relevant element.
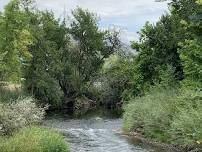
[0,0,121,109]
[122,0,202,148]
[1,0,202,147]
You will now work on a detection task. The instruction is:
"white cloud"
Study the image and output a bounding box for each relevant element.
[77,0,167,18]
[34,0,168,19]
[0,0,168,43]
[0,0,10,11]
[33,0,168,42]
[121,30,139,43]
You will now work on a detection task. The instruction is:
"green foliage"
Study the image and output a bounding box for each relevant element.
[57,8,121,99]
[0,0,121,108]
[155,64,178,88]
[0,127,69,152]
[123,0,202,147]
[99,54,134,105]
[24,11,66,107]
[123,88,202,144]
[179,39,202,89]
[170,0,202,90]
[130,13,185,97]
[170,90,202,145]
[0,0,33,82]
[123,87,178,142]
[0,84,25,103]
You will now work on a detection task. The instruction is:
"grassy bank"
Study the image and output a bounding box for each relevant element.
[123,87,202,149]
[0,86,70,152]
[0,127,70,152]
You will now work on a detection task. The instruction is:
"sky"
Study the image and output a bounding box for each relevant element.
[0,0,169,44]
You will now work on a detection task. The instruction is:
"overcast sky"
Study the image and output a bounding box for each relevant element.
[0,0,168,44]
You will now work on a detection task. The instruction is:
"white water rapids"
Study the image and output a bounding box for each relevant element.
[44,115,167,152]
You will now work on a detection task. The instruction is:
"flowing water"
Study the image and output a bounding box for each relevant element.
[44,109,168,152]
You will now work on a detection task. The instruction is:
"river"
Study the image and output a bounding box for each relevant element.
[44,109,169,152]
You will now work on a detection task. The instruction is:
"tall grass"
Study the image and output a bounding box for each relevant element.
[123,87,202,145]
[169,90,202,145]
[0,84,25,103]
[123,87,178,142]
[0,127,70,152]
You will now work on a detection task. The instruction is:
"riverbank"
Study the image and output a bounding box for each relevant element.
[124,131,202,152]
[123,88,202,152]
[46,106,123,119]
[0,127,70,152]
[0,87,70,152]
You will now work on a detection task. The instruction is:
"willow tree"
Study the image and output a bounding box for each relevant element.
[57,8,121,100]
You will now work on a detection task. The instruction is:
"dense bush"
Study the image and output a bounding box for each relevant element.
[123,87,178,142]
[179,39,202,89]
[99,54,134,106]
[0,97,46,135]
[170,90,202,145]
[123,88,202,145]
[0,127,69,152]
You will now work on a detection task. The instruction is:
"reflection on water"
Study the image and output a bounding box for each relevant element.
[44,109,169,152]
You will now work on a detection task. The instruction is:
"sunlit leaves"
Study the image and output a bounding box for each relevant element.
[179,39,202,88]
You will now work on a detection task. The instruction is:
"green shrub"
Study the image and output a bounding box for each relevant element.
[0,127,69,152]
[0,97,46,135]
[99,54,134,105]
[85,83,101,102]
[123,87,178,142]
[179,39,202,89]
[170,90,202,145]
[123,88,202,145]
